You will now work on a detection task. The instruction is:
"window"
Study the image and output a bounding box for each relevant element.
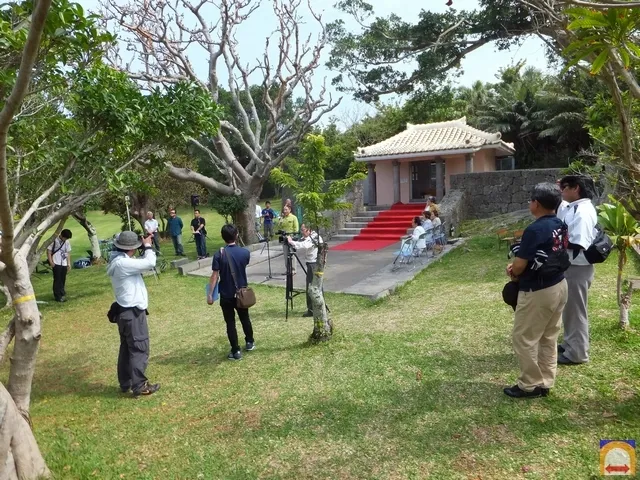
[496,156,515,170]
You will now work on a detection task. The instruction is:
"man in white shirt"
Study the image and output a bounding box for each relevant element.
[107,231,160,397]
[557,175,598,365]
[287,224,323,318]
[144,211,160,252]
[255,203,262,232]
[47,229,72,302]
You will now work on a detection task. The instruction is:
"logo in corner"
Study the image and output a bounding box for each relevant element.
[600,440,636,476]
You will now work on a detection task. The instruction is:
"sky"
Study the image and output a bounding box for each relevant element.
[81,0,551,125]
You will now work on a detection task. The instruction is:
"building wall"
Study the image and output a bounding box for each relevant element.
[450,168,563,219]
[474,149,497,172]
[400,162,410,203]
[374,161,394,206]
[445,155,465,191]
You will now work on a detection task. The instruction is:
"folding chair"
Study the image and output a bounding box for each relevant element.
[392,237,415,271]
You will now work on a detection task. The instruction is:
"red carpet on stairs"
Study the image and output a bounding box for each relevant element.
[332,203,426,251]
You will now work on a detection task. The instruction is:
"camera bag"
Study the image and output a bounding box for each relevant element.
[223,247,256,309]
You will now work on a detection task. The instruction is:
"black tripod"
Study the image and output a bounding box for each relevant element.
[285,249,307,321]
[257,231,273,280]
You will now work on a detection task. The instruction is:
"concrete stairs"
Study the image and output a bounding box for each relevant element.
[331,207,386,242]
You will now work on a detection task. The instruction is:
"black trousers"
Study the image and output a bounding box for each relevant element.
[195,233,207,257]
[220,297,254,353]
[52,265,67,301]
[152,232,161,252]
[305,262,315,313]
[117,308,149,393]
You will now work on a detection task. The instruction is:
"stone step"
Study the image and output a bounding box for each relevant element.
[331,234,356,241]
[351,216,377,223]
[339,228,363,235]
[344,222,368,229]
[364,205,392,211]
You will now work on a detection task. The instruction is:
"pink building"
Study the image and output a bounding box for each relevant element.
[356,118,516,205]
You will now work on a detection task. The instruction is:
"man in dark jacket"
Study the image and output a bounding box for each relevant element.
[167,209,185,256]
[207,224,255,360]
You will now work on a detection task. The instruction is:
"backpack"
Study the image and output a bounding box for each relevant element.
[583,224,613,264]
[509,222,571,280]
[570,205,613,264]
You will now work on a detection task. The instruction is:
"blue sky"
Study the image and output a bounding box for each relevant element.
[81,0,550,124]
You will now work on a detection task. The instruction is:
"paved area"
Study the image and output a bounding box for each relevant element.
[187,239,465,300]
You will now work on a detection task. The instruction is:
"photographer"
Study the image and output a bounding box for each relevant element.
[277,205,299,275]
[287,224,322,318]
[107,232,160,397]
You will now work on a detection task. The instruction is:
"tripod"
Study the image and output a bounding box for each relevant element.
[285,249,307,321]
[257,231,273,279]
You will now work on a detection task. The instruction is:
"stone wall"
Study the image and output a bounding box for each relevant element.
[450,168,563,219]
[438,189,464,235]
[323,180,365,238]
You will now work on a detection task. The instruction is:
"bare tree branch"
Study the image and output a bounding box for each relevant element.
[0,317,15,364]
[0,0,53,270]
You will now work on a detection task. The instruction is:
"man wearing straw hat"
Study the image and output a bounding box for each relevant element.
[107,231,160,397]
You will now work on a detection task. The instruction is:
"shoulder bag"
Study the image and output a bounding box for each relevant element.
[223,247,256,309]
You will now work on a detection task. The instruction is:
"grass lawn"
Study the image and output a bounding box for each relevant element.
[2,233,640,479]
[62,207,228,264]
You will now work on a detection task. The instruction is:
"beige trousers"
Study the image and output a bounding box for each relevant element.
[512,279,568,391]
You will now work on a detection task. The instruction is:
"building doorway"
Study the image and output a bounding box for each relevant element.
[410,161,436,201]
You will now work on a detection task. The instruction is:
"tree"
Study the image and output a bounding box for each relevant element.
[329,0,640,211]
[597,198,640,329]
[271,134,365,342]
[0,0,56,475]
[103,0,341,243]
[0,2,219,475]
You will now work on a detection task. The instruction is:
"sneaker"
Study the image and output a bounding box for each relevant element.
[557,353,581,365]
[302,311,313,318]
[503,384,543,399]
[120,386,131,393]
[133,382,160,397]
[227,350,242,360]
[245,342,256,351]
[541,388,550,397]
[557,344,565,355]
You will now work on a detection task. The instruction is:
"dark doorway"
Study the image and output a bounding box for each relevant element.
[411,161,436,201]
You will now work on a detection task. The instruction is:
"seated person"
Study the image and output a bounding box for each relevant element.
[400,216,426,254]
[431,210,442,228]
[421,211,434,232]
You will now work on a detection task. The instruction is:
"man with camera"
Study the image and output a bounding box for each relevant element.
[107,231,160,397]
[277,204,299,275]
[287,224,322,318]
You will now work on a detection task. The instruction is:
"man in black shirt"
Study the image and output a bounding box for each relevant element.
[207,224,255,360]
[504,183,568,398]
[190,209,208,259]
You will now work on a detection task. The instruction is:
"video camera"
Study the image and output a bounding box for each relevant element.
[276,230,301,251]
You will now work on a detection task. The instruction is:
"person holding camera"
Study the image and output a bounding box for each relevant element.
[207,224,255,360]
[277,204,299,275]
[191,209,208,259]
[47,229,73,302]
[107,231,160,397]
[287,224,323,318]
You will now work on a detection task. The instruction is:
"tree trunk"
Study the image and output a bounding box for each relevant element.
[72,211,101,260]
[309,242,332,343]
[619,282,632,330]
[0,382,49,479]
[617,251,625,306]
[0,253,42,416]
[0,316,15,364]
[1,284,10,309]
[236,193,261,245]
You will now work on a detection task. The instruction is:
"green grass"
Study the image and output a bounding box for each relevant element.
[64,207,228,264]
[2,235,640,479]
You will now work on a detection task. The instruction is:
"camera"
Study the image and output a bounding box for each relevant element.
[277,230,300,251]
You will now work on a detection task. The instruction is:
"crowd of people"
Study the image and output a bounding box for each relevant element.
[504,175,598,399]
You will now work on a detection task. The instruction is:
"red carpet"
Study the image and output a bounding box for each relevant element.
[332,203,426,251]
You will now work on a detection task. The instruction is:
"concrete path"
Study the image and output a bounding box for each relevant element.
[186,238,465,300]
